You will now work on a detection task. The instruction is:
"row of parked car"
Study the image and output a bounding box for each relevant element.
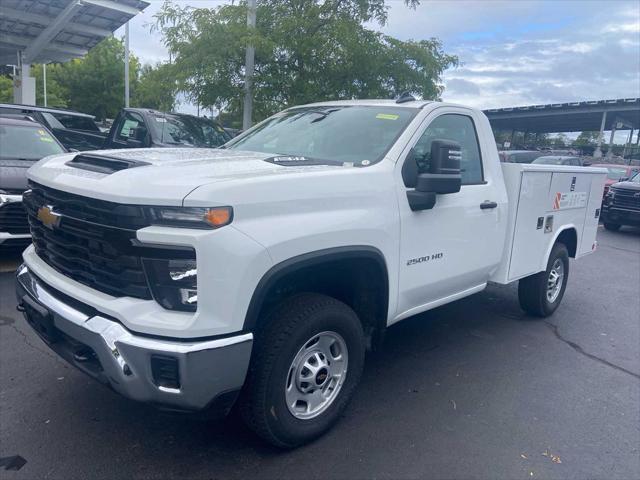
[499,148,640,232]
[0,103,237,252]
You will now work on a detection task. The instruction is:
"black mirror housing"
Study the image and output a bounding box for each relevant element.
[405,139,462,211]
[416,173,461,194]
[430,139,461,176]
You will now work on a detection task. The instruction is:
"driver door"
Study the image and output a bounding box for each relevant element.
[394,107,505,321]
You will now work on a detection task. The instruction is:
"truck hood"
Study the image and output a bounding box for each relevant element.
[611,180,640,191]
[1,158,38,193]
[27,148,344,205]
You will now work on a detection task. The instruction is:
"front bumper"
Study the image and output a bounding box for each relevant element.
[15,265,253,412]
[0,194,31,247]
[601,206,640,227]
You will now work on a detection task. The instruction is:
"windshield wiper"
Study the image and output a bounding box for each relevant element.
[301,108,341,123]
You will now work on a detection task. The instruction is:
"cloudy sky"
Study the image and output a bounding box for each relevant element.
[117,0,640,112]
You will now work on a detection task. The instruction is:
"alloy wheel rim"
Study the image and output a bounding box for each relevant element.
[285,331,348,420]
[547,258,564,303]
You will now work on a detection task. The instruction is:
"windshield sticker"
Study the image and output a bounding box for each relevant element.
[376,113,399,120]
[37,129,47,135]
[154,117,167,122]
[39,136,54,142]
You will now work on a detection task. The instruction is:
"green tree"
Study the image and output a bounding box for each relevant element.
[154,0,457,126]
[51,36,140,120]
[132,63,178,111]
[31,64,67,108]
[0,75,12,103]
[574,131,600,146]
[552,133,569,147]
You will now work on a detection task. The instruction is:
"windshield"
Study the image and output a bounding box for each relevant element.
[506,151,543,163]
[605,167,628,180]
[226,106,418,165]
[630,172,640,183]
[533,156,567,165]
[151,114,231,147]
[49,112,99,131]
[0,124,64,160]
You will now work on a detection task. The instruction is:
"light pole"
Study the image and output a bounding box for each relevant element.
[43,63,47,107]
[242,0,256,130]
[124,21,130,108]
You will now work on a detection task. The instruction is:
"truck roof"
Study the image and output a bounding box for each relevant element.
[0,103,95,118]
[298,99,435,109]
[0,116,44,127]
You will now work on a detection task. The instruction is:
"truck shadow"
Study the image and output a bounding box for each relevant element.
[2,272,544,477]
[50,282,530,471]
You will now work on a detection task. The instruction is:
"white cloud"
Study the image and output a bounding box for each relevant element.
[120,0,640,112]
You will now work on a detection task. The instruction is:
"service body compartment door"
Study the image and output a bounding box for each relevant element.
[579,175,605,256]
[508,171,552,280]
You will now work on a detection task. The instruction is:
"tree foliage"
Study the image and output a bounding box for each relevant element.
[132,63,178,111]
[154,0,458,125]
[50,36,140,120]
[574,131,600,146]
[0,75,13,103]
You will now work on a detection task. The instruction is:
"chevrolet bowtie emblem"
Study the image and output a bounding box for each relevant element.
[37,205,61,229]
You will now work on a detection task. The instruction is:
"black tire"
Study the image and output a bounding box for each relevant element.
[239,293,365,448]
[603,222,621,231]
[518,243,569,318]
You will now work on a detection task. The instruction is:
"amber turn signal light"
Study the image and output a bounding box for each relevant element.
[205,207,233,227]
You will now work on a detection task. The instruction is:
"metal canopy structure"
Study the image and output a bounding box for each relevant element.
[484,98,640,134]
[484,98,640,160]
[0,0,149,65]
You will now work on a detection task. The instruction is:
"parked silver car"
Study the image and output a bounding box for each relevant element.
[0,117,66,251]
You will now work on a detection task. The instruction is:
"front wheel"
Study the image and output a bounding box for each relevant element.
[518,243,569,317]
[239,293,365,448]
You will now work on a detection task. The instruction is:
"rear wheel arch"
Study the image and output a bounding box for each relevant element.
[554,227,577,257]
[244,246,389,350]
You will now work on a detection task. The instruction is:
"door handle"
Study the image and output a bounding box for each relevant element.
[480,201,498,210]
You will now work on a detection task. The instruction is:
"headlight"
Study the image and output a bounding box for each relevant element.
[143,258,198,312]
[146,206,233,229]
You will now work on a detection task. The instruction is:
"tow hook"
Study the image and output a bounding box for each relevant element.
[73,347,96,363]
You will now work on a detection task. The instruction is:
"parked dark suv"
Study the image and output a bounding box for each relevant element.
[0,103,105,151]
[0,117,66,251]
[601,172,640,231]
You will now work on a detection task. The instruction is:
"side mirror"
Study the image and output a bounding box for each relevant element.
[406,140,462,211]
[582,161,591,167]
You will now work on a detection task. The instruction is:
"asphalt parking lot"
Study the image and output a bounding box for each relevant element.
[1,227,638,480]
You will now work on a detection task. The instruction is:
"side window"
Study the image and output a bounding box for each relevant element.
[117,113,147,142]
[412,114,484,184]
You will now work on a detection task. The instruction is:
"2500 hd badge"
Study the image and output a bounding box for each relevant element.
[407,252,444,266]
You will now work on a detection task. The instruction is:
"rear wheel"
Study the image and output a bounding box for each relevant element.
[603,222,621,231]
[518,243,569,317]
[239,293,365,448]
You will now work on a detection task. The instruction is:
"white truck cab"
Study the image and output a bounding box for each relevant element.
[15,99,606,447]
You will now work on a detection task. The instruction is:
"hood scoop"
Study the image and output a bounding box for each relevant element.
[66,153,151,174]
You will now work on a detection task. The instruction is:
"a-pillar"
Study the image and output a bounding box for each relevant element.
[593,111,607,158]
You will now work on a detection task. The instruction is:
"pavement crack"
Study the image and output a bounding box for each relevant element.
[544,321,640,380]
[598,244,640,255]
[8,324,62,363]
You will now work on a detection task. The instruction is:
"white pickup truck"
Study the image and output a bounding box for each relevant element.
[15,99,606,447]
